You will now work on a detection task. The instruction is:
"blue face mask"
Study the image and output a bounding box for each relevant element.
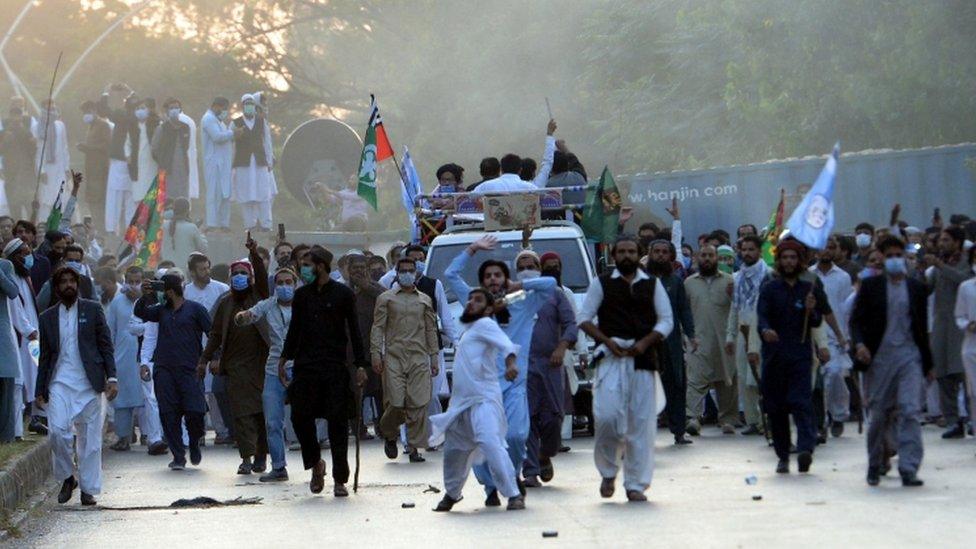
[23,254,34,269]
[83,113,95,124]
[884,257,907,275]
[243,104,256,117]
[275,284,295,302]
[135,108,149,121]
[397,271,416,287]
[65,260,83,273]
[300,265,316,284]
[414,260,426,274]
[231,274,250,291]
[680,254,692,270]
[217,110,228,121]
[168,107,181,121]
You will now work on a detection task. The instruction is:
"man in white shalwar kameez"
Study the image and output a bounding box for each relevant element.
[36,266,117,506]
[231,94,275,232]
[579,236,673,502]
[200,98,234,231]
[4,238,39,439]
[32,102,71,222]
[954,247,976,433]
[430,288,525,512]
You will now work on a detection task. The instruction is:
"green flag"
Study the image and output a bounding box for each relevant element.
[357,120,378,210]
[581,166,621,243]
[45,183,65,231]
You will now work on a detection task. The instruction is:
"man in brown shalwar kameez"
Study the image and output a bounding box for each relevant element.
[200,237,270,474]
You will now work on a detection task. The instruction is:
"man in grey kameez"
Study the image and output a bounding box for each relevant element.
[518,250,578,487]
[926,226,972,438]
[851,236,933,487]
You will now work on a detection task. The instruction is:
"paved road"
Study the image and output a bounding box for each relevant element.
[13,425,976,548]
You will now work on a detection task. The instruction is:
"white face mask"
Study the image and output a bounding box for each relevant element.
[884,257,907,275]
[516,269,540,281]
[855,233,872,249]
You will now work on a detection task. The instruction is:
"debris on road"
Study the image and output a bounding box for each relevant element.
[402,502,416,509]
[423,485,441,494]
[543,531,558,538]
[752,495,762,501]
[61,496,263,512]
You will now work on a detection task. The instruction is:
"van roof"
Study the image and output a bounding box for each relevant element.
[429,223,586,246]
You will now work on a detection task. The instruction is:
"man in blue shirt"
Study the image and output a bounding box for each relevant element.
[444,235,555,506]
[757,239,823,475]
[134,272,212,471]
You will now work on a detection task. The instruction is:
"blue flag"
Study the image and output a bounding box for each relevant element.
[785,143,840,250]
[399,146,423,242]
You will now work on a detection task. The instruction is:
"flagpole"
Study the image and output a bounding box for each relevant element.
[32,51,63,224]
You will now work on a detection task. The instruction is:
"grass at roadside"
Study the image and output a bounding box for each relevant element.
[0,435,40,470]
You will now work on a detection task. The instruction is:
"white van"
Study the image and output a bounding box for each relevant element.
[424,220,597,380]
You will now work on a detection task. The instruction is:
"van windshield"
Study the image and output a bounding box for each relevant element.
[426,238,592,302]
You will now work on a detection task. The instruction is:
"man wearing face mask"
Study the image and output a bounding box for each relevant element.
[76,101,111,229]
[851,236,933,487]
[232,94,276,232]
[444,235,555,506]
[37,244,94,310]
[371,257,439,463]
[32,99,71,222]
[150,98,191,200]
[12,221,49,289]
[201,97,234,233]
[200,236,271,475]
[3,238,41,438]
[134,272,212,470]
[853,223,875,267]
[106,266,166,454]
[380,244,455,425]
[280,247,367,497]
[925,225,973,439]
[235,267,299,482]
[129,98,159,208]
[517,249,579,486]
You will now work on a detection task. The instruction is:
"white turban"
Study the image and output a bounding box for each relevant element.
[2,238,24,259]
[241,93,255,104]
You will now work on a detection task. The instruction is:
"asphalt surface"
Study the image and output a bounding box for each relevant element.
[12,424,976,548]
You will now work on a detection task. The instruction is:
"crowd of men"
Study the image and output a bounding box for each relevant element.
[0,88,975,511]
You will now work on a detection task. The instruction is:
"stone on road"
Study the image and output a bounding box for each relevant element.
[14,427,976,548]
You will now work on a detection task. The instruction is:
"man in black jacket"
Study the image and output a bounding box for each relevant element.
[36,266,117,506]
[850,236,933,487]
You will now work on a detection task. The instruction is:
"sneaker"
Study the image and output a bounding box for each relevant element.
[408,450,425,463]
[260,467,289,482]
[253,456,268,473]
[674,434,693,445]
[776,459,789,474]
[523,476,542,488]
[485,489,501,507]
[721,423,736,435]
[539,457,554,482]
[830,421,845,438]
[433,494,462,512]
[189,444,202,466]
[686,420,701,436]
[797,451,813,473]
[384,438,398,460]
[506,495,526,510]
[80,492,97,506]
[237,461,253,475]
[599,477,615,498]
[148,441,169,456]
[168,460,186,471]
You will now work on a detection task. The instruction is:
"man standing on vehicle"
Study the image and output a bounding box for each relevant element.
[444,235,555,506]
